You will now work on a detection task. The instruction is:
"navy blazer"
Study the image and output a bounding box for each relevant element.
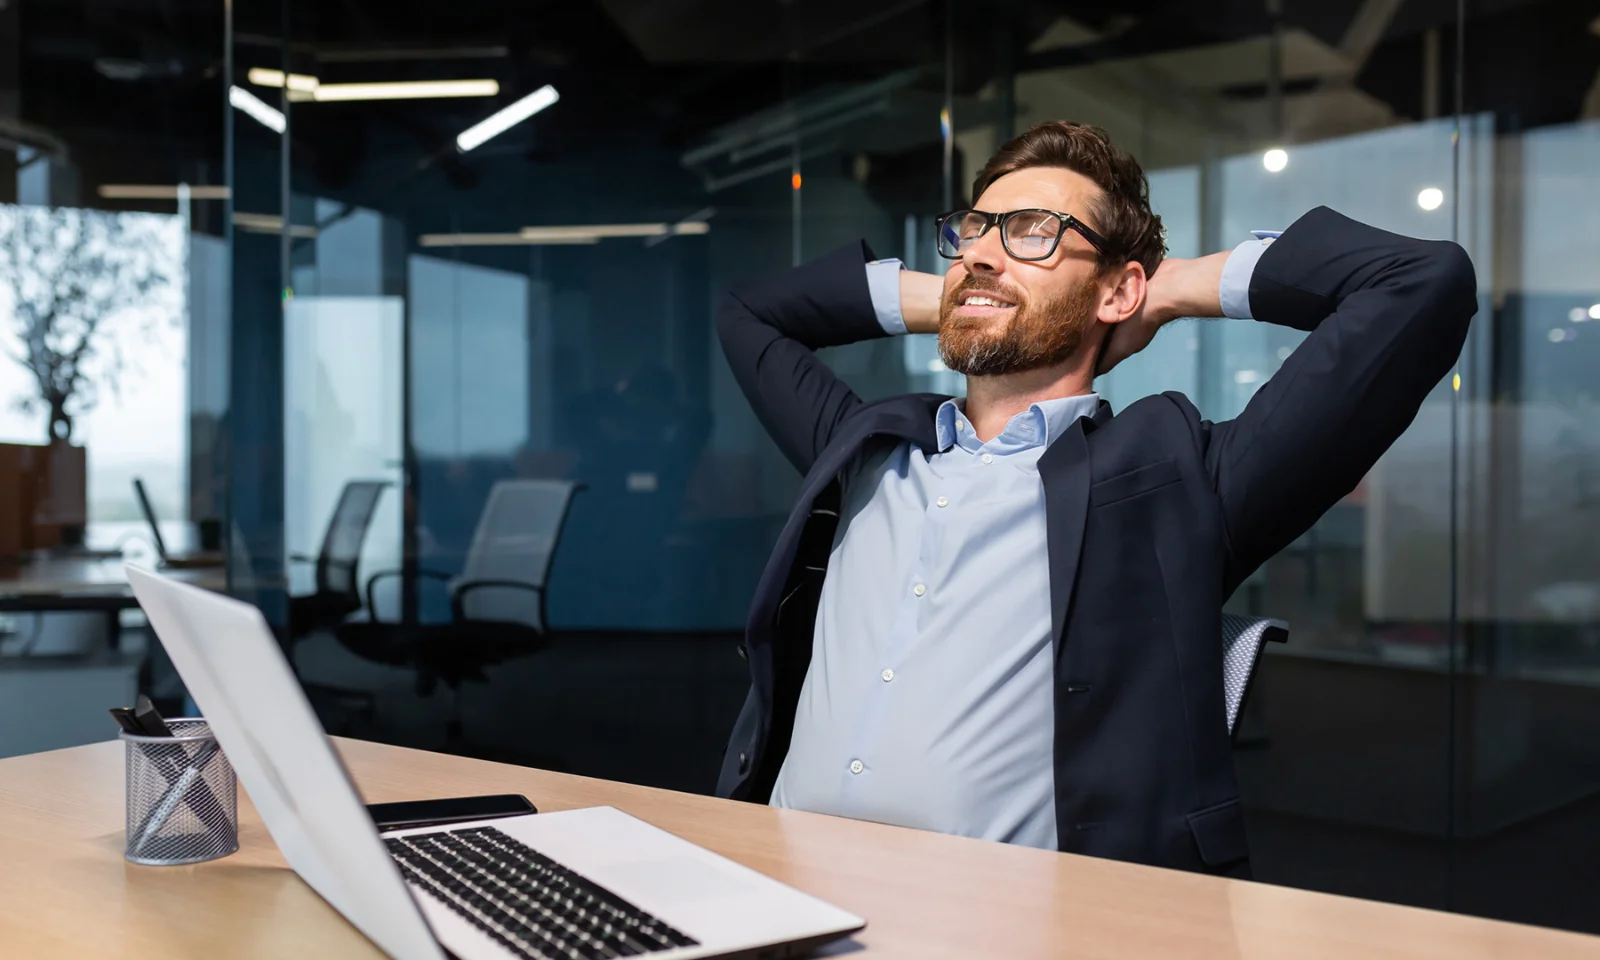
[713,207,1477,875]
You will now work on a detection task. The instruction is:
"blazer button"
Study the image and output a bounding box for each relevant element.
[737,752,750,774]
[735,642,748,661]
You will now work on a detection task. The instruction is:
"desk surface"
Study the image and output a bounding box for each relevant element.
[0,557,225,601]
[3,740,1598,959]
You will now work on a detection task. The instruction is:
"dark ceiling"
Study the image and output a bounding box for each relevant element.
[7,0,1599,206]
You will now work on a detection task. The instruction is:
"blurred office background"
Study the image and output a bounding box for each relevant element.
[1,0,1598,935]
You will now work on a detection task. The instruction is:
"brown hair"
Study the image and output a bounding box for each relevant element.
[970,121,1166,275]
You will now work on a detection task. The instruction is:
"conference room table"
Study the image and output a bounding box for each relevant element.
[3,739,1600,958]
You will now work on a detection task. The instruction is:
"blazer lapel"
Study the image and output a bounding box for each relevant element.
[745,394,946,640]
[1039,403,1108,658]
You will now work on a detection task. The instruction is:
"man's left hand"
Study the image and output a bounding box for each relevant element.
[1096,252,1230,376]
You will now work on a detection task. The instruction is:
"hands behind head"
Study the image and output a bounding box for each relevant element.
[1094,253,1230,376]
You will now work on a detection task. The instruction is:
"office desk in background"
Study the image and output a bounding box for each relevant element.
[3,740,1600,959]
[0,560,231,758]
[0,556,226,618]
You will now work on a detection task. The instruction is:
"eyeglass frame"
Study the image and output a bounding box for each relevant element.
[934,208,1113,262]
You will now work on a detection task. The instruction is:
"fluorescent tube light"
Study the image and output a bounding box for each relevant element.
[233,212,317,238]
[99,184,231,200]
[314,79,499,102]
[419,232,599,247]
[230,86,286,133]
[456,84,559,152]
[247,68,321,93]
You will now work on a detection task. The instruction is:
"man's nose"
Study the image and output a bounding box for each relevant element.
[961,225,1007,276]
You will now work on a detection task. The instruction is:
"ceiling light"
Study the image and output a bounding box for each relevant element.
[248,68,320,93]
[456,84,559,152]
[247,69,498,102]
[646,208,717,247]
[313,79,499,102]
[1549,328,1569,343]
[1570,308,1589,323]
[230,86,285,134]
[419,232,598,247]
[519,223,669,242]
[1262,148,1288,173]
[420,219,710,248]
[1590,303,1600,320]
[233,212,316,238]
[99,184,231,200]
[1417,187,1444,211]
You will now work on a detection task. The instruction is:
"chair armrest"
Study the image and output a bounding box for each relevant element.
[450,579,545,623]
[364,568,455,621]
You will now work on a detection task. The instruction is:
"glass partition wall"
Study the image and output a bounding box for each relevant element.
[219,0,1600,933]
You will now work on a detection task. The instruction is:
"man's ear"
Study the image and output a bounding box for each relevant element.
[1096,261,1147,325]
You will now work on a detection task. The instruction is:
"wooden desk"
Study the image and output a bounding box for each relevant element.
[3,740,1598,959]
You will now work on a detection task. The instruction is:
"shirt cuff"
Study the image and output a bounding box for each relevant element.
[1218,230,1281,319]
[865,258,907,335]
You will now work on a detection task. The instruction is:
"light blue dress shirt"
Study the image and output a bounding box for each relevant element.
[770,234,1270,849]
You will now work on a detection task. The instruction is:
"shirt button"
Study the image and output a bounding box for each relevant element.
[980,453,994,464]
[956,419,966,432]
[936,495,949,508]
[849,760,864,775]
[881,668,895,682]
[912,583,926,597]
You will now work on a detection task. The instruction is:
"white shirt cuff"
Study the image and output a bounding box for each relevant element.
[1218,230,1281,319]
[865,258,907,335]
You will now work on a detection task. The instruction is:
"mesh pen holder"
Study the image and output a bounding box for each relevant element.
[121,719,239,866]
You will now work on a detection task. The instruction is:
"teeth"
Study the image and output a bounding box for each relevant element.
[962,295,1012,308]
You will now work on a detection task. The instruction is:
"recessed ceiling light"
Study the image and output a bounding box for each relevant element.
[1417,187,1444,211]
[1262,148,1288,173]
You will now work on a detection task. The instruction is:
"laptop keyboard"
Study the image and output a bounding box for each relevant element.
[386,826,700,960]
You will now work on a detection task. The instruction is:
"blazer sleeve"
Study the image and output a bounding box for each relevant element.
[1207,206,1478,594]
[716,241,893,475]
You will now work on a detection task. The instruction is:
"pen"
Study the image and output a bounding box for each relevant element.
[112,700,230,836]
[129,738,224,857]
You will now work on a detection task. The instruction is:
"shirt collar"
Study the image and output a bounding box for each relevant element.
[934,393,1100,452]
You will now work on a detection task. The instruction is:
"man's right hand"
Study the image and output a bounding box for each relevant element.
[900,270,945,335]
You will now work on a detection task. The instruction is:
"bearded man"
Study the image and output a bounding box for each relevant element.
[712,120,1476,877]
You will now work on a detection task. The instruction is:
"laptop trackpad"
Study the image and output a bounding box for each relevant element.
[606,856,756,905]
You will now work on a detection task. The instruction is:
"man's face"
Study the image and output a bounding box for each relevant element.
[938,167,1107,378]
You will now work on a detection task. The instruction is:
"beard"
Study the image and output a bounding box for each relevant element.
[937,275,1101,378]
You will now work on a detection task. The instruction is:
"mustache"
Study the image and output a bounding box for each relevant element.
[943,276,1027,310]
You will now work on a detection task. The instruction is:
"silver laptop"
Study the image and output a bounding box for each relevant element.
[126,565,864,960]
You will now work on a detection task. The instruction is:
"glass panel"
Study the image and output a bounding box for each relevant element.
[0,0,224,752]
[212,0,1600,935]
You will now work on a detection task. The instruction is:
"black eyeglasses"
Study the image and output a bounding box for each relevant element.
[935,208,1111,262]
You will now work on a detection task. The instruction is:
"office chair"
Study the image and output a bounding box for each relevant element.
[341,479,580,748]
[287,480,390,641]
[1221,613,1289,739]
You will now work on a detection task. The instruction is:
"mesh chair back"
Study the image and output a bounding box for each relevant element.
[315,481,388,599]
[1220,614,1289,735]
[457,479,578,630]
[226,520,259,606]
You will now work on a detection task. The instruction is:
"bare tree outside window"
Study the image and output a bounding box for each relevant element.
[0,204,183,444]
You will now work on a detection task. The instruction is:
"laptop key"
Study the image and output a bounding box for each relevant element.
[389,826,697,958]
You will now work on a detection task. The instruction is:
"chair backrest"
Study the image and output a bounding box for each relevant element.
[315,481,389,600]
[226,519,259,607]
[131,478,170,561]
[456,479,579,631]
[1220,614,1289,736]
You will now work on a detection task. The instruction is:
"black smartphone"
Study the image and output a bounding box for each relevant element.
[367,794,537,831]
